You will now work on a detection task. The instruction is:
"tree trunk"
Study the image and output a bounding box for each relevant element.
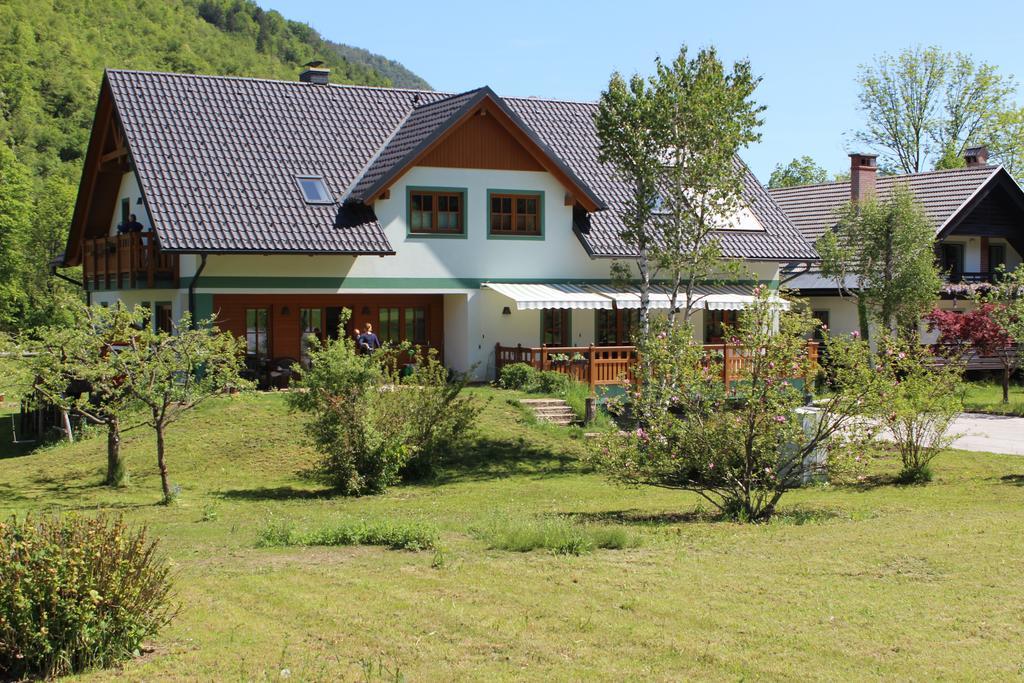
[156,422,171,503]
[857,296,870,343]
[1003,365,1011,404]
[105,417,127,487]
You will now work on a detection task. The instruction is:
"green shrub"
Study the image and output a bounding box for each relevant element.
[498,362,537,390]
[256,518,437,551]
[533,370,571,394]
[473,517,638,555]
[289,317,478,495]
[0,515,175,679]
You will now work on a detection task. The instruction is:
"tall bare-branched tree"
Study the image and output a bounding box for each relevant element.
[855,46,1015,174]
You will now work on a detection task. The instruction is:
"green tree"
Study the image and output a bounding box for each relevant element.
[595,73,662,333]
[25,303,149,486]
[0,143,32,331]
[768,156,830,188]
[588,288,881,521]
[818,184,942,339]
[651,46,762,322]
[855,46,1015,173]
[595,46,762,327]
[117,314,248,503]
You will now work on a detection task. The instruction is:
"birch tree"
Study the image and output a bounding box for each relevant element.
[595,45,763,328]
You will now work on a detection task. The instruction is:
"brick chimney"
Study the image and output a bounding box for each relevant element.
[964,146,989,167]
[849,153,878,202]
[299,60,330,85]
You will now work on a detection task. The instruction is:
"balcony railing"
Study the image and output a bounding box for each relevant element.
[944,270,1009,284]
[495,341,820,392]
[82,233,179,289]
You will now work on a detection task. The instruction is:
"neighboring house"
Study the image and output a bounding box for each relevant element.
[771,150,1024,340]
[62,67,816,382]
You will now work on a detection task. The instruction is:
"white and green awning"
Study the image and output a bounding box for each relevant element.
[485,282,789,312]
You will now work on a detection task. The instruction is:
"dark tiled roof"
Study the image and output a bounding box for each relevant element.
[346,88,485,203]
[107,69,816,260]
[107,70,440,254]
[502,98,817,261]
[769,166,1000,243]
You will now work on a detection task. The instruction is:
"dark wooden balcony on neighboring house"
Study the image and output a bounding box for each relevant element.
[82,232,179,289]
[944,271,1004,284]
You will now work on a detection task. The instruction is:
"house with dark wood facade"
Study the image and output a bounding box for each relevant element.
[771,149,1024,339]
[62,67,817,383]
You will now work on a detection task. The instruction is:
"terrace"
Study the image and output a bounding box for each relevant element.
[82,232,179,289]
[495,341,820,391]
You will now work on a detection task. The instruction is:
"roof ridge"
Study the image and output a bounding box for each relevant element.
[105,68,439,95]
[105,69,613,107]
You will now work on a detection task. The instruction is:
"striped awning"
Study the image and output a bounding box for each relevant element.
[483,282,789,311]
[481,283,613,310]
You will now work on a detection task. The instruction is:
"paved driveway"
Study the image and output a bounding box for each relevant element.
[949,413,1024,455]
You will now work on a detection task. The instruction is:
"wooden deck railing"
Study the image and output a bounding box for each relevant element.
[495,341,820,392]
[82,232,179,289]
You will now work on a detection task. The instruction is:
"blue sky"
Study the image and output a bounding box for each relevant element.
[264,0,1024,182]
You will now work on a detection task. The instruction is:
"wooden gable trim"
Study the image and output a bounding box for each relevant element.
[418,108,544,172]
[373,95,603,213]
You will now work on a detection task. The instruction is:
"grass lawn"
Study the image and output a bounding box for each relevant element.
[2,388,1024,680]
[961,379,1024,416]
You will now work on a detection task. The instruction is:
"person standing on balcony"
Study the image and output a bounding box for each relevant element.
[117,214,144,234]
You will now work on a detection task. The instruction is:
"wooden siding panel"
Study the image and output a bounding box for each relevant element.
[419,110,544,172]
[211,293,445,362]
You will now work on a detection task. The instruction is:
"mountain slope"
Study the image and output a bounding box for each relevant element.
[0,0,428,332]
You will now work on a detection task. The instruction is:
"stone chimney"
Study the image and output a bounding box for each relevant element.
[299,60,330,85]
[963,146,989,167]
[849,153,878,202]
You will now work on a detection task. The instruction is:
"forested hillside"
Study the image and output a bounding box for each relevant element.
[0,0,428,333]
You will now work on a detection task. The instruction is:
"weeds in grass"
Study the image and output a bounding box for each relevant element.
[256,518,438,551]
[473,516,638,555]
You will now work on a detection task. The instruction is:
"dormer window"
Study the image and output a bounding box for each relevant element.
[296,176,333,204]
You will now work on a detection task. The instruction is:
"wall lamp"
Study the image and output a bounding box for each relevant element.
[501,306,512,316]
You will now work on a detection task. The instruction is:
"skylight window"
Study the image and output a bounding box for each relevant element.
[296,176,333,204]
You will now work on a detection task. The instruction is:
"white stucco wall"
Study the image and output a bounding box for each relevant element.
[107,172,152,236]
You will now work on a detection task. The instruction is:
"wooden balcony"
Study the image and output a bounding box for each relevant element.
[495,341,820,392]
[82,233,179,290]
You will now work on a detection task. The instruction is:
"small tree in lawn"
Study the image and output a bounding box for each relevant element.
[819,184,942,341]
[927,303,1017,402]
[117,314,247,503]
[23,303,148,486]
[874,335,963,483]
[588,287,882,522]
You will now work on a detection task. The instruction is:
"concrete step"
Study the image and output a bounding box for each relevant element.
[519,398,577,426]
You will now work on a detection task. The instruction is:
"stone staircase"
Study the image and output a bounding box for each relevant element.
[519,398,577,426]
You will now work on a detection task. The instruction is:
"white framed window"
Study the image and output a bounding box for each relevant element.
[296,176,333,204]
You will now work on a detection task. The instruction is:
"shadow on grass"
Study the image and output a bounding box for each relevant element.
[834,473,906,491]
[999,473,1024,487]
[562,506,847,527]
[217,486,336,501]
[431,436,578,485]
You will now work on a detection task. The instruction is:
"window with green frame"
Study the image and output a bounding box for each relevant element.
[408,189,464,235]
[378,307,400,344]
[490,192,541,236]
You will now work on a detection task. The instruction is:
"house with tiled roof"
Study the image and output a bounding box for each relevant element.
[63,66,816,382]
[771,150,1024,338]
